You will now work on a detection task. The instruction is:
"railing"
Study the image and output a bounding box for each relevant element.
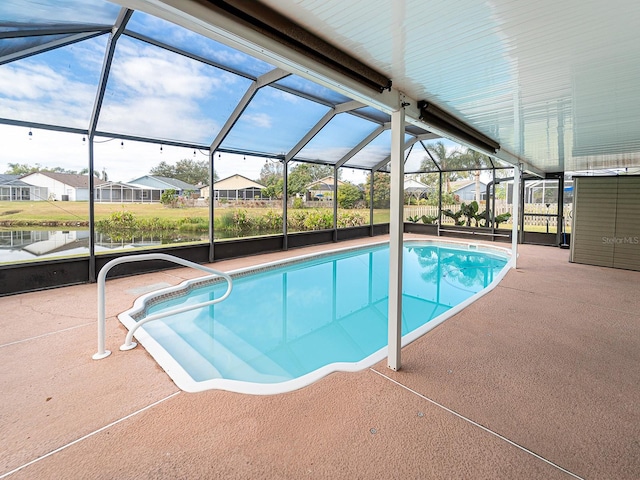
[93,253,233,360]
[404,204,572,228]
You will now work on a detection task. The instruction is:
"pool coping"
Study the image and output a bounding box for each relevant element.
[118,238,513,395]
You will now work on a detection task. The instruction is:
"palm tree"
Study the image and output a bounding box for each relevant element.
[420,141,462,193]
[456,148,491,203]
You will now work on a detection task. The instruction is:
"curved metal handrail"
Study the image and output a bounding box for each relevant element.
[93,253,232,360]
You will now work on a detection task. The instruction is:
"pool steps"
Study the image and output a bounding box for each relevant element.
[148,308,290,383]
[145,321,222,380]
[94,253,232,360]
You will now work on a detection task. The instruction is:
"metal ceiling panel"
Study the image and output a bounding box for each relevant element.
[260,0,640,174]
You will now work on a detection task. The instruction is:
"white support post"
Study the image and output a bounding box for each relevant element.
[511,163,521,269]
[387,107,405,371]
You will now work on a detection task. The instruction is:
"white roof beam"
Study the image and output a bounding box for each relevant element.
[371,134,429,172]
[88,7,133,136]
[209,68,289,151]
[285,100,364,162]
[335,123,389,169]
[0,31,106,66]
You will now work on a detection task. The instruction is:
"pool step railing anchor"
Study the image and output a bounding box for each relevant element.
[92,350,111,360]
[94,253,232,360]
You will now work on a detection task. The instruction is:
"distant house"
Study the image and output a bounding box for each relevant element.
[201,174,266,201]
[127,175,199,198]
[0,174,46,201]
[95,181,159,203]
[450,179,487,202]
[20,172,107,201]
[305,176,348,202]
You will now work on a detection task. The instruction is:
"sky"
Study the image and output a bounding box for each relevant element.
[0,0,464,187]
[0,124,373,185]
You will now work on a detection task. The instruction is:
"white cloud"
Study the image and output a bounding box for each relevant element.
[98,94,219,143]
[0,0,119,25]
[0,63,69,99]
[296,145,352,163]
[111,42,218,98]
[244,112,272,129]
[0,62,98,127]
[268,86,303,104]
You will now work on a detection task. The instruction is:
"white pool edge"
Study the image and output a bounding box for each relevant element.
[118,239,513,395]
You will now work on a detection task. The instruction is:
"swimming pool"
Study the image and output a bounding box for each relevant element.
[119,240,511,394]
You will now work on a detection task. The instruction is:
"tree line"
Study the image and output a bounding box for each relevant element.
[6,142,506,208]
[5,163,109,180]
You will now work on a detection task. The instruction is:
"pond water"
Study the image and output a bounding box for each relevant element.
[0,230,206,263]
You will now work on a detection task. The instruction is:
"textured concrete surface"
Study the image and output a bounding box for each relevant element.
[1,237,638,479]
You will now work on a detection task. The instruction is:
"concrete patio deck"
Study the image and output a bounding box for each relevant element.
[1,237,638,479]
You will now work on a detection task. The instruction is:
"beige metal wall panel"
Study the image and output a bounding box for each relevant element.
[570,177,616,267]
[571,176,640,271]
[612,176,640,270]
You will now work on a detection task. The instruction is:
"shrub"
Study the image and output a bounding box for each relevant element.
[177,217,208,232]
[337,211,366,227]
[258,209,283,230]
[98,210,136,231]
[287,210,307,231]
[160,189,178,207]
[303,210,333,230]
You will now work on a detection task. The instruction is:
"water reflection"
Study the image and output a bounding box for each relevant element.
[144,244,508,383]
[0,230,204,263]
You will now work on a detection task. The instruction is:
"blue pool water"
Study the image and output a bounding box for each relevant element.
[122,241,509,393]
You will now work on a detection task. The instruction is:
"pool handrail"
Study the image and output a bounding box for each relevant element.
[93,253,232,360]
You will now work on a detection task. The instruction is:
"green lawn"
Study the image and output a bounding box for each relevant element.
[0,201,390,227]
[0,201,208,224]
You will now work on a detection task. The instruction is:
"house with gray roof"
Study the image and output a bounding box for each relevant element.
[450,179,488,202]
[0,174,46,201]
[95,181,160,203]
[19,172,107,201]
[127,175,199,198]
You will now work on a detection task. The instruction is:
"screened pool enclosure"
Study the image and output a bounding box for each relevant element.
[0,0,520,294]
